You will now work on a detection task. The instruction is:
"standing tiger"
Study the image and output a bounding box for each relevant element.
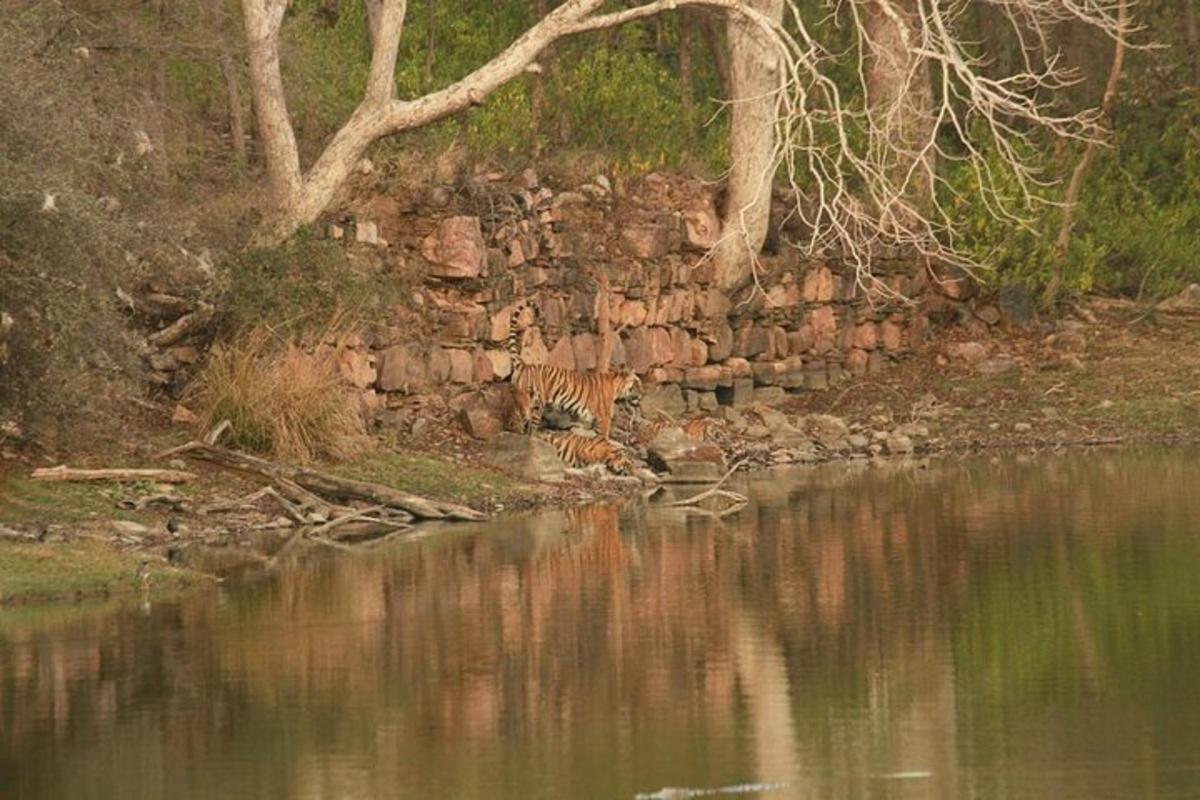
[542,432,636,475]
[506,302,641,437]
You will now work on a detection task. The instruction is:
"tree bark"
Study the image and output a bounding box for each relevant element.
[864,0,935,225]
[1045,0,1128,302]
[713,0,784,293]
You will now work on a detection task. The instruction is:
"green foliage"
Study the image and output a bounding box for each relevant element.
[221,237,407,336]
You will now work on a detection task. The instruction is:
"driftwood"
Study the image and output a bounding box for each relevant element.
[667,460,748,512]
[31,465,196,484]
[159,440,485,522]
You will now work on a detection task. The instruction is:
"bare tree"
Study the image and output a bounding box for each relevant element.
[762,0,1132,297]
[242,0,1131,299]
[1044,0,1129,302]
[240,0,785,245]
[712,0,783,292]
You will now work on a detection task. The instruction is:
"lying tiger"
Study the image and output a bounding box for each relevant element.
[634,414,720,445]
[507,302,641,437]
[542,431,636,475]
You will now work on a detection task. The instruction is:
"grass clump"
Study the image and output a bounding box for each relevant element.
[189,326,370,464]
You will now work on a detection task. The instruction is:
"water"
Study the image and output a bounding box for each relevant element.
[4,449,1200,799]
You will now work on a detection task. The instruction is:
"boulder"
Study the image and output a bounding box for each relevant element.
[646,428,727,484]
[621,224,672,259]
[421,216,485,278]
[1158,284,1200,312]
[682,196,721,251]
[480,433,565,482]
[802,413,850,447]
[459,407,503,441]
[640,383,686,418]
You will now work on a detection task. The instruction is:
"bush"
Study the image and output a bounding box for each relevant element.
[188,326,369,464]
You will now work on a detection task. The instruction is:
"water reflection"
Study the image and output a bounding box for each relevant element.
[4,449,1200,799]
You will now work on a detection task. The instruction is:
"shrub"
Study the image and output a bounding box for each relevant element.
[188,326,369,464]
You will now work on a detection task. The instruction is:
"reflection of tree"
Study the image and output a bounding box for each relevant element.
[4,451,1200,798]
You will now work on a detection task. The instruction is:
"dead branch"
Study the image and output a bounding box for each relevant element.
[158,440,485,521]
[147,302,214,347]
[668,459,748,507]
[31,466,196,484]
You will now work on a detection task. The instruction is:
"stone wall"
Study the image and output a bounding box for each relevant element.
[333,171,935,420]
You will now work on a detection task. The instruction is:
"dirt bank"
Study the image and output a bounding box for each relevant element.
[2,293,1198,605]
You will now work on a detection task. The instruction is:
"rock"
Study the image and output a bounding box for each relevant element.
[682,197,721,251]
[171,404,198,425]
[803,414,850,447]
[976,305,1002,325]
[1045,330,1087,353]
[646,428,726,483]
[551,191,587,209]
[546,337,576,370]
[459,407,503,441]
[852,323,878,350]
[802,266,835,303]
[885,433,914,455]
[641,383,686,418]
[999,284,1035,325]
[446,349,474,383]
[355,220,385,247]
[726,377,754,407]
[594,174,612,193]
[377,344,431,393]
[111,520,150,536]
[336,348,376,388]
[421,216,485,278]
[1157,284,1200,312]
[1014,422,1033,433]
[976,356,1017,376]
[930,262,977,300]
[683,365,723,391]
[621,224,672,259]
[879,320,903,352]
[733,325,770,359]
[950,341,988,365]
[847,433,870,450]
[752,406,790,433]
[481,433,565,482]
[894,422,930,439]
[753,386,786,405]
[485,350,512,380]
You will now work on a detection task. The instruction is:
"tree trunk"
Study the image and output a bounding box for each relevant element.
[713,0,784,293]
[364,0,384,51]
[1044,0,1128,303]
[210,0,248,164]
[678,10,694,118]
[864,0,935,225]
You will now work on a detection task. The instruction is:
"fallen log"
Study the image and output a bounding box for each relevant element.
[158,441,486,521]
[31,466,196,484]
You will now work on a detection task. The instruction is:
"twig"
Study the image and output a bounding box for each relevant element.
[306,505,387,537]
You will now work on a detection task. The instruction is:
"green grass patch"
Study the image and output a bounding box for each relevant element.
[335,452,515,506]
[0,540,196,605]
[0,477,143,525]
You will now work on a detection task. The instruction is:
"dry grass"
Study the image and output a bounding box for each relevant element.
[188,323,370,464]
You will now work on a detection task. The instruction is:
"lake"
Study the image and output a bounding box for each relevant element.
[4,449,1200,799]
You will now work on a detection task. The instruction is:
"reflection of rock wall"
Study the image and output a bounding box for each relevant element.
[10,452,1199,798]
[344,173,936,414]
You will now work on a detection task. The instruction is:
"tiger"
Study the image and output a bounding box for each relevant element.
[634,414,720,445]
[506,302,642,437]
[542,432,636,475]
